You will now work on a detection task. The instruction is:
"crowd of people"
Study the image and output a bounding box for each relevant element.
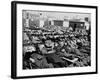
[23,25,91,69]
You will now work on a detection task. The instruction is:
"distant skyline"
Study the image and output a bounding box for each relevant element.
[23,10,91,21]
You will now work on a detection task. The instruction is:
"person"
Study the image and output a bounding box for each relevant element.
[23,45,36,69]
[23,45,36,60]
[24,44,54,69]
[40,40,66,68]
[67,40,82,56]
[30,52,54,68]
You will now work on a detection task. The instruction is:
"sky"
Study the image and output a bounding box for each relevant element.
[23,10,91,21]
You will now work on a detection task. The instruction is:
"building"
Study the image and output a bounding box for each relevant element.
[23,12,90,31]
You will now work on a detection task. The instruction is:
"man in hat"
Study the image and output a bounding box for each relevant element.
[40,40,66,68]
